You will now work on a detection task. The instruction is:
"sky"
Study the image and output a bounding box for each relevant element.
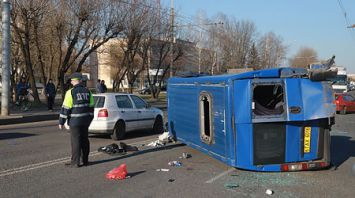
[161,0,355,73]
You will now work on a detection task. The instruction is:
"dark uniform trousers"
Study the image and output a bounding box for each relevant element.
[70,126,90,165]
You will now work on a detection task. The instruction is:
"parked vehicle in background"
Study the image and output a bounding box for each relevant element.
[330,67,348,93]
[334,93,355,114]
[89,93,164,140]
[139,85,167,95]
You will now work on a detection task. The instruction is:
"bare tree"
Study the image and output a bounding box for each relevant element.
[247,42,260,69]
[210,13,257,71]
[289,47,318,68]
[258,32,287,69]
[52,0,125,97]
[11,0,50,105]
[111,1,151,93]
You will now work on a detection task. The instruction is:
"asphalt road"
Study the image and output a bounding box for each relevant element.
[0,114,354,198]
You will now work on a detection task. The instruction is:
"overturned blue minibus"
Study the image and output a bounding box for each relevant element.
[167,68,335,172]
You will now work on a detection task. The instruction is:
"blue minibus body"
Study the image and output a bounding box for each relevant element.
[168,68,335,172]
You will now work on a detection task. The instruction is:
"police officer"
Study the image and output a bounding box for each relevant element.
[59,73,94,168]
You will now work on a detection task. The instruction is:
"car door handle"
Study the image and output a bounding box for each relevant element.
[138,110,141,113]
[121,110,125,113]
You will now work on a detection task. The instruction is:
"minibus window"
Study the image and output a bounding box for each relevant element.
[199,92,213,144]
[253,84,284,116]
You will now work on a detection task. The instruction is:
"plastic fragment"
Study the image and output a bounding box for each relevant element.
[168,161,182,167]
[266,189,274,195]
[224,183,239,189]
[156,168,170,172]
[106,163,127,180]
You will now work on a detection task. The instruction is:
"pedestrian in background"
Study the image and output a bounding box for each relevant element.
[16,77,30,104]
[45,79,56,111]
[59,72,94,168]
[95,79,102,93]
[101,80,107,93]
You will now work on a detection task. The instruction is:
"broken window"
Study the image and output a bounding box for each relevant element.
[253,84,285,116]
[199,92,213,144]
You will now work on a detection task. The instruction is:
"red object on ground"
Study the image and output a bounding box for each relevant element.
[106,163,127,180]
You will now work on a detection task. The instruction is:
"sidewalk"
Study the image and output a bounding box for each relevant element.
[0,95,61,125]
[0,105,59,126]
[0,94,167,126]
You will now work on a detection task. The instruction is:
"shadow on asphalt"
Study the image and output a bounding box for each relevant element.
[88,143,185,166]
[127,170,146,178]
[331,135,355,167]
[0,123,58,131]
[0,132,36,140]
[89,129,162,140]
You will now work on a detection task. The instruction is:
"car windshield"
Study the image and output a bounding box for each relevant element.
[93,96,105,108]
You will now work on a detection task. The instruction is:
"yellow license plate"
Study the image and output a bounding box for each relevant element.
[304,127,311,153]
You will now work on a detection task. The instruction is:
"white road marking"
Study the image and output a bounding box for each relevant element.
[331,130,348,134]
[0,138,157,177]
[205,168,235,184]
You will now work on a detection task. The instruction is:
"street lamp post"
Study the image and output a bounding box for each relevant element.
[169,0,174,78]
[1,0,11,116]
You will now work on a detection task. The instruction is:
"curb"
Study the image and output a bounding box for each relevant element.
[0,113,58,125]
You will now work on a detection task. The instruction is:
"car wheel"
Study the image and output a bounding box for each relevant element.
[336,111,340,114]
[111,120,125,140]
[153,116,164,133]
[340,107,347,115]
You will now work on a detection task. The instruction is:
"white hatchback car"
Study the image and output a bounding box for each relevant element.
[88,93,164,140]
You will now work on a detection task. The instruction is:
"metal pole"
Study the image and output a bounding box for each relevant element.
[1,0,11,116]
[169,0,174,78]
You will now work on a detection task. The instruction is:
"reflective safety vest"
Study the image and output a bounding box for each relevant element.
[59,84,94,127]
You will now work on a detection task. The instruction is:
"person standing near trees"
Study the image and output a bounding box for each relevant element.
[100,80,107,93]
[16,77,30,105]
[95,79,102,93]
[59,73,94,168]
[45,79,56,111]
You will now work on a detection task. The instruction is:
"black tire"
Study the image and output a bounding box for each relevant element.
[336,111,340,114]
[111,120,125,140]
[153,116,164,133]
[340,107,347,115]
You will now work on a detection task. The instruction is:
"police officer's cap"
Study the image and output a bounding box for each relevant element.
[70,72,82,80]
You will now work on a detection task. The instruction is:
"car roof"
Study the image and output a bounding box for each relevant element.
[92,92,134,97]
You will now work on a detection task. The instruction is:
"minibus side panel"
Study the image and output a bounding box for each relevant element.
[234,80,252,124]
[301,80,335,120]
[284,79,304,121]
[168,84,228,162]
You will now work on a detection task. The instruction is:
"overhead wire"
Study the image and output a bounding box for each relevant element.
[336,0,355,41]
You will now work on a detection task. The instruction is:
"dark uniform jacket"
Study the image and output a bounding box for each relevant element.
[59,84,95,127]
[45,82,56,97]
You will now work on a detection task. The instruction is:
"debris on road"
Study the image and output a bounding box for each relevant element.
[106,163,128,180]
[147,140,165,147]
[168,179,175,182]
[156,169,170,172]
[224,183,239,189]
[168,161,182,167]
[147,131,176,147]
[182,152,191,159]
[98,142,138,155]
[265,189,274,195]
[158,131,174,142]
